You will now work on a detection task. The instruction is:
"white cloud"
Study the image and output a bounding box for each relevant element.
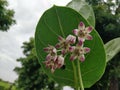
[51,0,71,6]
[0,53,20,82]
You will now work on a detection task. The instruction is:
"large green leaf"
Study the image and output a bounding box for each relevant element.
[35,6,106,88]
[105,38,120,62]
[67,0,95,27]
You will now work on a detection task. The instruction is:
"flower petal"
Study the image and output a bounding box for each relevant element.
[44,60,50,67]
[78,37,85,42]
[52,55,57,61]
[55,43,60,48]
[69,46,75,52]
[78,55,85,62]
[52,48,57,54]
[57,55,64,68]
[61,49,66,55]
[51,67,55,73]
[86,34,93,40]
[43,47,49,52]
[70,54,77,61]
[46,54,51,60]
[78,22,85,30]
[77,39,84,46]
[66,35,76,44]
[73,29,79,36]
[84,47,90,53]
[58,36,64,42]
[85,26,93,33]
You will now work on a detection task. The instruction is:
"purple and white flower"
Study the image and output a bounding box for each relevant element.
[73,22,93,42]
[55,35,76,55]
[44,55,64,73]
[44,45,57,61]
[69,41,90,62]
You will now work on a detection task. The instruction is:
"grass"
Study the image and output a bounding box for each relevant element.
[0,80,16,90]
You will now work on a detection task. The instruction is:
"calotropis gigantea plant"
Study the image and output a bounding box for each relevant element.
[35,3,106,90]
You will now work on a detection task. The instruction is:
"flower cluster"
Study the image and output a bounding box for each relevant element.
[43,21,93,73]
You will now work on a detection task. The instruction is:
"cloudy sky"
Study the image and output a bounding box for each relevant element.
[0,0,71,84]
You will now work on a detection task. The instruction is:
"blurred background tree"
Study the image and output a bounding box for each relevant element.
[85,0,120,90]
[14,37,62,90]
[0,0,16,31]
[86,0,120,43]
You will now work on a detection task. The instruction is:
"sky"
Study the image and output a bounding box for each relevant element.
[0,0,71,85]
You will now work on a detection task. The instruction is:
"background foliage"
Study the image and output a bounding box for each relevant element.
[0,0,15,31]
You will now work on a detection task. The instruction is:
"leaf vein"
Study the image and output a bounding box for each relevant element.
[43,16,59,36]
[82,53,103,77]
[38,37,46,46]
[53,75,74,82]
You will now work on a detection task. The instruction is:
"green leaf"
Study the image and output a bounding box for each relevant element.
[67,0,95,27]
[35,6,106,88]
[105,38,120,62]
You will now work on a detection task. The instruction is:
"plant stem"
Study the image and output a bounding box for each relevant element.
[77,60,84,90]
[72,62,78,90]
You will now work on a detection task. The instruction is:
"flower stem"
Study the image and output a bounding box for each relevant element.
[72,62,78,90]
[77,60,84,90]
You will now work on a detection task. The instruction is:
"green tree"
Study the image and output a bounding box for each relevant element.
[85,0,120,90]
[14,37,62,90]
[0,0,15,31]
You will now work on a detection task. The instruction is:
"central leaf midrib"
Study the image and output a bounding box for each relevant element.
[54,6,65,38]
[54,6,79,88]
